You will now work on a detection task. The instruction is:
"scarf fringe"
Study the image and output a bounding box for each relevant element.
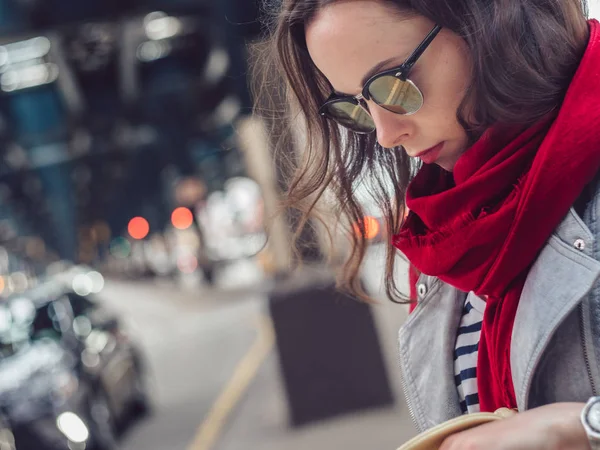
[396,180,524,249]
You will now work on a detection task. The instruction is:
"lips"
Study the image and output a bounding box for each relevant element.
[415,142,444,164]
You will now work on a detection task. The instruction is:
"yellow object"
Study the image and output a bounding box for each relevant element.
[397,408,517,450]
[187,315,275,450]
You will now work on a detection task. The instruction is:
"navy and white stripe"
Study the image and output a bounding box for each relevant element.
[454,294,486,414]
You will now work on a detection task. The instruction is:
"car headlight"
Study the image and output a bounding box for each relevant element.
[56,412,89,444]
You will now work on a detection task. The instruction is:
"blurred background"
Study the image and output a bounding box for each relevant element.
[0,1,598,450]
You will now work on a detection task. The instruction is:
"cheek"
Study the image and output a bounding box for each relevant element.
[418,44,471,114]
[424,73,468,113]
[418,92,465,138]
[416,67,471,138]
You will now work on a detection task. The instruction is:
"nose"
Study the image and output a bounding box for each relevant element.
[368,102,412,149]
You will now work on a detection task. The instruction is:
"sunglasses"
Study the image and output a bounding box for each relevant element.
[318,25,442,134]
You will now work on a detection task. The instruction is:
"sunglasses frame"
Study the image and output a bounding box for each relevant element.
[319,24,443,134]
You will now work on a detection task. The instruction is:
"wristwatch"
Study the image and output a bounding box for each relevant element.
[582,397,600,449]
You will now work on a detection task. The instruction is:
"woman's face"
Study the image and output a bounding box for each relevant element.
[305,0,473,171]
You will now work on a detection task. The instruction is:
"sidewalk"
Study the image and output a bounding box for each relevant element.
[216,352,417,450]
[214,265,417,450]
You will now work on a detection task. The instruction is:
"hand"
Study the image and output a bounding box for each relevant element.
[439,403,590,450]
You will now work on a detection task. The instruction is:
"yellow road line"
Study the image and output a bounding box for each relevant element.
[187,314,275,450]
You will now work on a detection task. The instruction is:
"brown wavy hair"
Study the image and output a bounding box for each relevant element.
[252,0,589,302]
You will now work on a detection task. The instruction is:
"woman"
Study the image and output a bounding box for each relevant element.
[257,0,600,448]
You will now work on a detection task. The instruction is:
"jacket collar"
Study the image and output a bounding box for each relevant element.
[511,208,600,410]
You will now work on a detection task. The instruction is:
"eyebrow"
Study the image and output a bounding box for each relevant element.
[333,56,405,97]
[362,56,402,85]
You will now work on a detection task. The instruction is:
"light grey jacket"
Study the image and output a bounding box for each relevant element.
[398,175,600,433]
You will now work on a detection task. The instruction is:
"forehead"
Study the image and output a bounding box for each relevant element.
[305,1,433,94]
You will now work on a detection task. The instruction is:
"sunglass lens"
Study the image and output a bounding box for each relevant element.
[368,76,423,114]
[323,100,375,133]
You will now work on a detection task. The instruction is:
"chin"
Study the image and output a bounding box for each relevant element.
[435,151,464,172]
[436,159,455,172]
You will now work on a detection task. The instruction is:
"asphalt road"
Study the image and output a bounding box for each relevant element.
[94,253,416,450]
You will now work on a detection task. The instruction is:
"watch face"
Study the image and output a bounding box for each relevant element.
[588,401,600,433]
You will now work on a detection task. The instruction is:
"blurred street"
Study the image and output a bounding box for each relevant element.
[97,275,265,450]
[0,2,422,448]
[9,2,599,450]
[88,254,417,450]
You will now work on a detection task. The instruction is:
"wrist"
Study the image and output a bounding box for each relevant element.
[544,402,588,449]
[570,403,590,448]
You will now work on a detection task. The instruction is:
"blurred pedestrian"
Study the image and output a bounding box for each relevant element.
[256,0,600,448]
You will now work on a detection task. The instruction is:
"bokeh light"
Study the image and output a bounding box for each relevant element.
[353,216,381,240]
[171,207,194,230]
[25,236,46,260]
[109,237,132,259]
[177,255,198,274]
[8,272,28,293]
[87,271,105,294]
[73,273,94,296]
[92,221,112,243]
[128,217,150,240]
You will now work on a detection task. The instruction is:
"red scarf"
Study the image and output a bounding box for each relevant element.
[393,19,600,412]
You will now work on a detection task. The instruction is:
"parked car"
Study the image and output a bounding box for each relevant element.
[65,288,151,426]
[0,281,150,450]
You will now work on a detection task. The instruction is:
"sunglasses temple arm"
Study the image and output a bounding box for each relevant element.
[399,24,442,77]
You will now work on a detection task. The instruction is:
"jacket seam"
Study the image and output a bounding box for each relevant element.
[567,207,595,244]
[398,328,429,431]
[581,297,600,396]
[398,277,444,431]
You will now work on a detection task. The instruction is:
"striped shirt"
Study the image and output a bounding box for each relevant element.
[454,294,486,414]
